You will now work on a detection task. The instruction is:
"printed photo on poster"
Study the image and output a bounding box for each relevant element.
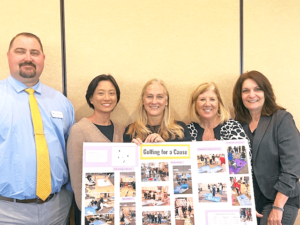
[85,192,114,215]
[174,197,194,225]
[173,165,193,194]
[141,162,169,182]
[142,211,171,225]
[120,202,136,225]
[85,214,114,225]
[230,176,252,206]
[198,182,227,203]
[227,145,249,174]
[142,186,170,206]
[120,172,136,197]
[240,208,253,222]
[197,153,226,173]
[85,173,114,193]
[85,172,115,216]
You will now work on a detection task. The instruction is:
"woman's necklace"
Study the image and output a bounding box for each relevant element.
[148,124,161,134]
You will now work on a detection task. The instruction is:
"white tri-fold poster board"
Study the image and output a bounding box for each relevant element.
[82,140,257,225]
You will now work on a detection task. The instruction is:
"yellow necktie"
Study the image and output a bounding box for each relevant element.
[25,88,51,201]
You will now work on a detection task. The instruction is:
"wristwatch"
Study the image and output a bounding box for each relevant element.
[272,205,284,212]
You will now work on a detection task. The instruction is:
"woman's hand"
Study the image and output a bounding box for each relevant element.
[267,209,283,225]
[145,133,165,143]
[266,192,288,225]
[132,138,143,146]
[256,211,263,218]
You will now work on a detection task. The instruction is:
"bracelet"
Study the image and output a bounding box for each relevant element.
[272,205,284,212]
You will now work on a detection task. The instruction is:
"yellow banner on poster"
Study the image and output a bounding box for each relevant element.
[140,144,190,160]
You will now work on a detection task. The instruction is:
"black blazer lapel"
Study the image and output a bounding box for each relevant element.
[253,115,271,161]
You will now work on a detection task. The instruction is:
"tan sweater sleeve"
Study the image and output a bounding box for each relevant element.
[114,123,125,142]
[67,123,84,211]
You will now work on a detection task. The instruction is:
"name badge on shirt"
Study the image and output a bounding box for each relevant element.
[51,111,63,119]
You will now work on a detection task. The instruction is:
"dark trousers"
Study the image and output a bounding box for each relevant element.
[74,199,81,225]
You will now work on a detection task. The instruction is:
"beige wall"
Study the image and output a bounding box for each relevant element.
[0,1,63,92]
[65,0,240,127]
[0,1,299,129]
[244,0,300,128]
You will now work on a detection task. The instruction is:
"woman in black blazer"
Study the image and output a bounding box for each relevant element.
[233,70,300,225]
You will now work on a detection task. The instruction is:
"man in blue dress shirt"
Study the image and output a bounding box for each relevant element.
[0,32,75,224]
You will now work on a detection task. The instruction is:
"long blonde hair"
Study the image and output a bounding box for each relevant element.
[188,82,230,124]
[126,79,184,141]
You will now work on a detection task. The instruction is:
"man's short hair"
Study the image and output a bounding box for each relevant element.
[9,32,44,52]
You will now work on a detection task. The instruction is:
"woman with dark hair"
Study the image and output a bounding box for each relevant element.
[233,70,300,224]
[67,74,124,224]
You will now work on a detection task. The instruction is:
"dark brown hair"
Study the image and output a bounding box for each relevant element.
[9,32,43,52]
[233,70,285,123]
